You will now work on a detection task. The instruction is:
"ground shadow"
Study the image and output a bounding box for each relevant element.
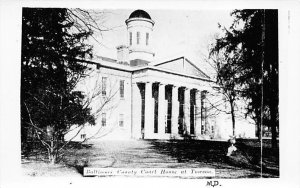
[148,139,279,177]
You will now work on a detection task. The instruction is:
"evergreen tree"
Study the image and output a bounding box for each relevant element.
[212,10,278,148]
[21,8,96,163]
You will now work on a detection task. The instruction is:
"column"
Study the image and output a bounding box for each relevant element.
[195,89,202,137]
[171,85,179,137]
[158,83,166,136]
[184,88,190,135]
[132,82,142,139]
[144,82,154,138]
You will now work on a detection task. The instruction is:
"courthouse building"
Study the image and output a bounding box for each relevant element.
[65,10,255,141]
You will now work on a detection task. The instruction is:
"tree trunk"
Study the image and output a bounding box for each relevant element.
[230,101,236,137]
[271,124,277,149]
[49,153,56,165]
[257,121,261,140]
[270,103,278,149]
[48,140,56,165]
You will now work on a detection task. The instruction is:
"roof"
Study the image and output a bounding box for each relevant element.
[77,56,212,82]
[129,10,151,20]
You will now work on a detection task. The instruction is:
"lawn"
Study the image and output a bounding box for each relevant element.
[148,139,279,177]
[21,139,279,178]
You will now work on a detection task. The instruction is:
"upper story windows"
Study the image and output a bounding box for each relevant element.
[130,31,150,46]
[102,77,107,96]
[102,77,126,99]
[146,33,149,46]
[129,32,132,45]
[120,80,124,99]
[137,32,140,45]
[80,134,86,139]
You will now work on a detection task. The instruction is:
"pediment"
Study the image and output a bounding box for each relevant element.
[154,56,210,79]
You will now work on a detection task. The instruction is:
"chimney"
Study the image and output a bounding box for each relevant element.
[116,45,129,65]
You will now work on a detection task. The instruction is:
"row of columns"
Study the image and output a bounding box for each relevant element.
[132,81,205,139]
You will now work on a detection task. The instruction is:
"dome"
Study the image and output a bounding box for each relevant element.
[129,10,151,20]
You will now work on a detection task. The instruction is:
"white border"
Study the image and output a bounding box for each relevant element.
[1,0,300,188]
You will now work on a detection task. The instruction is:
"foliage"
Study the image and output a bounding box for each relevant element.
[21,8,97,163]
[209,45,243,136]
[211,9,278,148]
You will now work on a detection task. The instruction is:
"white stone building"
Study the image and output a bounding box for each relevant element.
[65,10,255,142]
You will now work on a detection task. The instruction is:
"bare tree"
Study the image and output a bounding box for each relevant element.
[198,39,243,138]
[68,66,121,142]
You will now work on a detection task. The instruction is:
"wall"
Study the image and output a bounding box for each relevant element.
[127,18,155,61]
[65,63,256,142]
[64,64,132,142]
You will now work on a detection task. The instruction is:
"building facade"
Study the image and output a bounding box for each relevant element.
[65,10,255,142]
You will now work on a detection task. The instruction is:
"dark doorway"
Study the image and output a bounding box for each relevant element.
[178,87,185,135]
[153,83,159,133]
[190,89,196,135]
[165,85,172,133]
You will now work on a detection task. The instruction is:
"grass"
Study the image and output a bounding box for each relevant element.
[21,139,279,178]
[148,139,279,177]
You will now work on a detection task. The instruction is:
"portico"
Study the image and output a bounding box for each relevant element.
[131,65,211,140]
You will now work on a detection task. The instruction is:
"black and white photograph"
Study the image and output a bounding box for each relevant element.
[0,0,300,187]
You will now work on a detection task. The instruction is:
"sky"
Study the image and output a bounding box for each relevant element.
[89,9,234,76]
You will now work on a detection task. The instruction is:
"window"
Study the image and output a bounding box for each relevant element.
[119,114,124,127]
[146,33,149,45]
[137,32,140,45]
[102,113,106,127]
[102,77,107,96]
[80,134,86,139]
[120,80,124,99]
[129,32,132,45]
